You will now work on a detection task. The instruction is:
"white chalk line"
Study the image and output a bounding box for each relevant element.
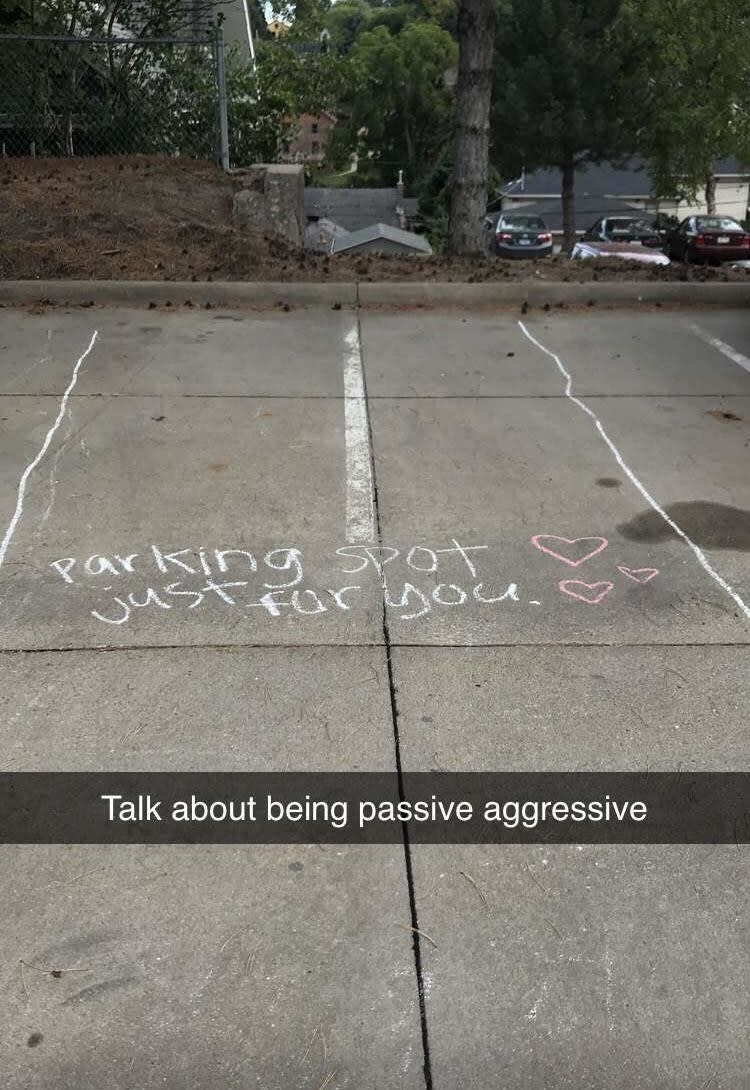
[37,407,72,534]
[343,323,375,544]
[518,320,750,620]
[688,322,750,375]
[0,329,98,571]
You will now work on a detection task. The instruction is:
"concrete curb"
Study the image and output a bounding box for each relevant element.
[0,279,748,308]
[357,280,750,307]
[0,281,357,307]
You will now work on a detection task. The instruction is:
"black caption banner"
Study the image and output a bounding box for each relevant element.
[0,773,749,844]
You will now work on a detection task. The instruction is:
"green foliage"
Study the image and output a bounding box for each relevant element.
[232,40,349,163]
[0,0,345,162]
[163,39,348,164]
[624,0,750,199]
[322,1,372,53]
[491,0,642,178]
[333,20,457,189]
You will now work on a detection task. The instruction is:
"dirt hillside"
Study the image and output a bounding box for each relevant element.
[2,156,749,283]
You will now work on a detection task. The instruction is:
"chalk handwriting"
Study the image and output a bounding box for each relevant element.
[48,539,524,626]
[44,537,661,625]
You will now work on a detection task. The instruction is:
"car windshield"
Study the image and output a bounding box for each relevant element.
[501,217,546,230]
[610,219,652,232]
[696,217,743,231]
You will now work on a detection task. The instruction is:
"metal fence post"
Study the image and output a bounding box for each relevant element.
[214,22,230,171]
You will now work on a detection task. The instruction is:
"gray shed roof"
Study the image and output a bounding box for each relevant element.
[305,187,419,232]
[500,157,750,198]
[331,222,432,255]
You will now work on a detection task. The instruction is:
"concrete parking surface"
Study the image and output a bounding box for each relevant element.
[0,303,748,1088]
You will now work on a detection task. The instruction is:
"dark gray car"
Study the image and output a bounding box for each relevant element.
[486,213,553,258]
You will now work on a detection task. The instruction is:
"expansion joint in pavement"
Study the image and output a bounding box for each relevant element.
[0,641,746,655]
[358,311,435,1090]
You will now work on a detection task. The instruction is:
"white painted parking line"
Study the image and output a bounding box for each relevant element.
[343,322,375,544]
[0,329,98,572]
[689,322,750,375]
[518,320,750,621]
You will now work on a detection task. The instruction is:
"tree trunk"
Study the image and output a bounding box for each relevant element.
[705,170,716,215]
[561,156,576,254]
[446,0,496,256]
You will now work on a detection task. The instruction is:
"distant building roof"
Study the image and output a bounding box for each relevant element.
[331,222,432,255]
[496,194,646,233]
[500,157,750,199]
[305,187,419,232]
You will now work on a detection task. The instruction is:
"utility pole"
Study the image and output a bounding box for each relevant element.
[214,19,230,170]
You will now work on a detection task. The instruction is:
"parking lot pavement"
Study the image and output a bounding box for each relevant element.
[0,304,748,1088]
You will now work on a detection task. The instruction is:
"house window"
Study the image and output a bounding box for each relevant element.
[312,141,320,153]
[311,122,319,134]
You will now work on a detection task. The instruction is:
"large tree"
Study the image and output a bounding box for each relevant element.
[625,0,750,213]
[491,0,643,251]
[446,0,496,254]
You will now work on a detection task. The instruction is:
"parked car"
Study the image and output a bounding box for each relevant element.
[571,240,670,266]
[665,216,750,262]
[583,216,663,247]
[487,213,553,258]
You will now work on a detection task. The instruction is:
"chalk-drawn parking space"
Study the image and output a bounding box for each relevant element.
[2,308,749,651]
[0,304,749,1090]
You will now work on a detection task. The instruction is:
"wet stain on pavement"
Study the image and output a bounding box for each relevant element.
[706,409,742,422]
[618,501,750,550]
[596,477,622,488]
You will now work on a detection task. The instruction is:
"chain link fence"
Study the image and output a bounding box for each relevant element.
[0,31,229,165]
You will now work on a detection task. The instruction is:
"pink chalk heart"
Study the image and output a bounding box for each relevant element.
[559,579,614,605]
[618,565,659,584]
[531,534,609,568]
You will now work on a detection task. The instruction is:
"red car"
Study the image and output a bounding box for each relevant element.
[666,215,750,262]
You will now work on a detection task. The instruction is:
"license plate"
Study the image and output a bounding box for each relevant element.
[717,235,730,243]
[519,238,531,245]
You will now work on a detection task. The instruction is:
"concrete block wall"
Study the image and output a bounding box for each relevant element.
[232,164,305,247]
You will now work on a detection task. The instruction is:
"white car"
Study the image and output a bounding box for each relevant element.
[571,240,670,266]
